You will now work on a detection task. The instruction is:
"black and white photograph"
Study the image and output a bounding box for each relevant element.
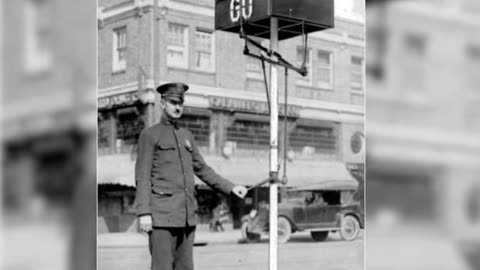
[1,0,480,270]
[96,0,365,269]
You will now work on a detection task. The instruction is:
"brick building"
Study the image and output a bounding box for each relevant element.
[97,0,365,232]
[3,0,96,216]
[366,0,480,238]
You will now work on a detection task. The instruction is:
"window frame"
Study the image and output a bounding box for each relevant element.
[289,124,337,155]
[401,33,428,92]
[316,49,333,90]
[465,44,480,93]
[177,114,211,147]
[112,26,127,72]
[193,29,215,72]
[350,55,364,92]
[23,0,53,74]
[167,22,189,69]
[226,119,271,150]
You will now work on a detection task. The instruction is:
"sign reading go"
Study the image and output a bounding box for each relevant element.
[230,0,253,23]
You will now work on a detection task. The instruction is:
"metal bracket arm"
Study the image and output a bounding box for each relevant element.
[240,31,308,77]
[247,173,287,192]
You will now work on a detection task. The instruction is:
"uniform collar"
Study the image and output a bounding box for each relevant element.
[160,114,180,129]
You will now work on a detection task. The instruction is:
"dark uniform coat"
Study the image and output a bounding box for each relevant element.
[135,115,234,227]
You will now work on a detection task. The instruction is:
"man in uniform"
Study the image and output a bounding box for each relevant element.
[135,82,248,270]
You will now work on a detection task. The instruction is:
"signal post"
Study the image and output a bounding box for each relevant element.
[269,17,279,270]
[214,1,334,270]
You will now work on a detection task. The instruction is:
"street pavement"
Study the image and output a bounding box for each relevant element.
[98,227,364,270]
[99,225,473,270]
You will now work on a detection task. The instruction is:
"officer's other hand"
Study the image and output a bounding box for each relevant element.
[139,215,153,233]
[232,185,248,199]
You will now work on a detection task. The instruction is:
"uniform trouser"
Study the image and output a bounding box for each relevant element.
[149,226,196,270]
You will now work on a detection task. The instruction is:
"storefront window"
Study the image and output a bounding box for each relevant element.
[227,120,270,150]
[98,114,110,152]
[289,125,336,154]
[178,115,210,146]
[116,112,144,152]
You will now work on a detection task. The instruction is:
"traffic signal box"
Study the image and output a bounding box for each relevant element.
[215,0,334,40]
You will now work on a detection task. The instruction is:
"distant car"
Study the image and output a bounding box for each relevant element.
[241,177,364,243]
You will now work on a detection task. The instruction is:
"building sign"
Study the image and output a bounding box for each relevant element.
[98,91,138,109]
[208,96,301,117]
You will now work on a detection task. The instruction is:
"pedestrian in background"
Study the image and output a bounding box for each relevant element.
[135,82,248,270]
[210,201,230,232]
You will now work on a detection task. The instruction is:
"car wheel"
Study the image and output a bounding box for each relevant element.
[310,231,329,241]
[340,215,360,241]
[241,222,260,243]
[277,217,292,244]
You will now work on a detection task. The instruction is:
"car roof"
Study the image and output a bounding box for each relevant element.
[287,180,358,191]
[285,162,358,191]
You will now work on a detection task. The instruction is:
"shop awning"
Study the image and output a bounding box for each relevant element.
[207,158,357,189]
[98,154,358,190]
[98,154,136,186]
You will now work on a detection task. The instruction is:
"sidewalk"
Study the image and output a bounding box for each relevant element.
[98,225,243,248]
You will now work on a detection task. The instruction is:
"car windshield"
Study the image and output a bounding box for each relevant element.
[305,191,340,205]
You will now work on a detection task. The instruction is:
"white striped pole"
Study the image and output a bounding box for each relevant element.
[269,16,279,270]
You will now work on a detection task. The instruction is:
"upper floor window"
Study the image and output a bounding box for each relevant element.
[246,39,268,80]
[366,3,388,81]
[112,27,127,72]
[168,23,188,68]
[401,33,427,91]
[194,30,215,72]
[316,50,333,89]
[466,45,480,92]
[24,0,53,74]
[351,56,364,91]
[246,56,262,79]
[296,47,312,86]
[405,34,426,56]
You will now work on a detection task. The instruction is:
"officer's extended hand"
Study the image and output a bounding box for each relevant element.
[232,185,248,199]
[139,215,153,233]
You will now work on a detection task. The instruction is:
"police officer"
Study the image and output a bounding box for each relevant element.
[135,82,248,270]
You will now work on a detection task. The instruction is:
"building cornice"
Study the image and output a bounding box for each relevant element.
[98,0,366,27]
[388,1,480,28]
[98,80,155,98]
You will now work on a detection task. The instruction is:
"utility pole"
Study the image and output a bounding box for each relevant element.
[138,0,158,128]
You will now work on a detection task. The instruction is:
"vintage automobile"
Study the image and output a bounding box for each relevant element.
[241,175,364,243]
